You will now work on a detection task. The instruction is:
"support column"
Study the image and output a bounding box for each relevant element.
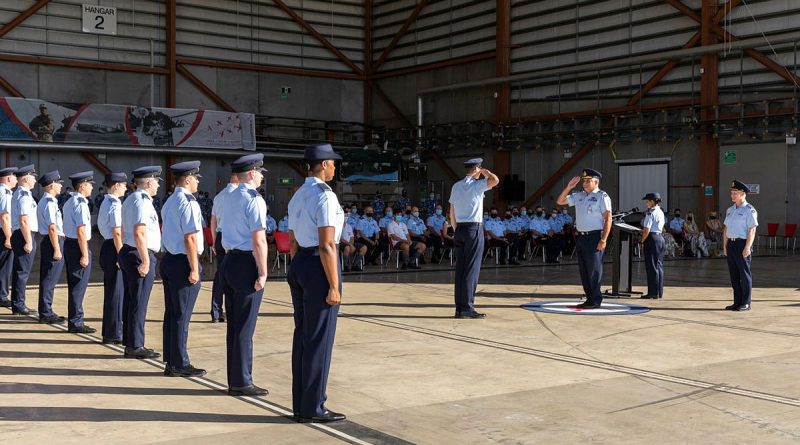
[166,0,177,108]
[699,0,719,220]
[364,0,373,133]
[494,0,511,211]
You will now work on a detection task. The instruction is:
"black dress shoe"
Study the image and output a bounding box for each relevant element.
[0,300,10,308]
[102,338,122,345]
[640,295,659,299]
[68,325,97,334]
[39,314,66,324]
[576,302,601,309]
[12,307,37,316]
[165,364,207,377]
[124,347,161,359]
[734,304,750,312]
[725,304,738,310]
[455,311,486,319]
[297,410,346,423]
[218,313,226,322]
[228,384,268,396]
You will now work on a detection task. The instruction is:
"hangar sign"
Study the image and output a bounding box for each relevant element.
[82,4,117,35]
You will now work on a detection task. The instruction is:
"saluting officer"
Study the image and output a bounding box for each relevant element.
[36,171,66,324]
[209,171,239,323]
[639,193,666,299]
[10,164,38,316]
[119,166,162,359]
[723,180,758,311]
[287,143,346,423]
[160,161,206,377]
[62,171,97,334]
[449,158,499,319]
[557,168,612,309]
[219,153,269,397]
[98,172,127,344]
[0,166,17,309]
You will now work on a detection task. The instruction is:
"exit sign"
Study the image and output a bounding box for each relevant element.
[278,177,294,185]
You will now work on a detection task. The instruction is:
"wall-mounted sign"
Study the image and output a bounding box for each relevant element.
[280,86,291,100]
[722,150,737,164]
[82,4,117,35]
[745,184,759,194]
[704,185,713,196]
[278,177,294,185]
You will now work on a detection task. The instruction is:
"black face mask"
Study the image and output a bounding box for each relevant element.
[512,212,519,216]
[709,216,717,220]
[490,213,498,218]
[405,210,412,215]
[674,214,681,218]
[527,211,533,215]
[687,217,693,222]
[536,211,543,216]
[366,213,373,218]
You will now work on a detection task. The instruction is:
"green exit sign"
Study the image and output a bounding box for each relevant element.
[278,177,294,185]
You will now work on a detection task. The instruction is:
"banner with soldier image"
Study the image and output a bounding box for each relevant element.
[0,98,255,150]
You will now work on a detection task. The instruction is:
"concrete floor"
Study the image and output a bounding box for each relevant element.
[1,252,799,444]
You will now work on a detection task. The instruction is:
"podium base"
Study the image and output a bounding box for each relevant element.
[602,290,643,299]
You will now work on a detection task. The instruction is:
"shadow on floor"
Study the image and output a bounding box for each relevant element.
[0,365,157,377]
[0,382,217,397]
[0,351,121,360]
[0,406,291,424]
[0,338,90,345]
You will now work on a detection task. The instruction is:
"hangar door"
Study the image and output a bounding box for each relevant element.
[616,159,670,213]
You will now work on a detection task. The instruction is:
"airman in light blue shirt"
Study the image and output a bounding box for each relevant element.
[37,191,63,236]
[161,186,204,255]
[724,201,758,239]
[357,214,380,238]
[12,184,37,232]
[212,182,238,233]
[278,215,289,232]
[529,215,550,239]
[426,211,446,234]
[122,189,161,251]
[641,205,665,233]
[221,183,267,251]
[449,176,491,223]
[288,177,344,247]
[406,209,427,236]
[63,192,92,240]
[566,189,612,232]
[266,214,277,234]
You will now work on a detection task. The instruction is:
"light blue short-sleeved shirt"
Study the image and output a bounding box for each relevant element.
[161,186,204,255]
[449,176,491,223]
[548,217,566,233]
[122,189,161,251]
[641,205,665,234]
[212,182,238,233]
[724,201,759,239]
[357,217,380,238]
[427,214,446,233]
[266,215,277,234]
[669,217,684,233]
[63,192,91,240]
[567,189,612,232]
[485,217,505,237]
[36,194,63,236]
[529,217,550,238]
[0,184,12,215]
[12,187,37,232]
[406,216,426,235]
[98,194,122,240]
[379,215,393,230]
[278,216,289,232]
[288,177,344,247]
[221,183,267,251]
[504,218,521,233]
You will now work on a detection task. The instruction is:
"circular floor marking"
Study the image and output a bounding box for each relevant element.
[521,300,650,316]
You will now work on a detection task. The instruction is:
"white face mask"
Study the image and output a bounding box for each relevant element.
[429,194,435,199]
[412,211,419,218]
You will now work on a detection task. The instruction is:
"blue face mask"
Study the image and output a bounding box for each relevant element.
[435,209,443,215]
[386,211,393,217]
[395,214,403,221]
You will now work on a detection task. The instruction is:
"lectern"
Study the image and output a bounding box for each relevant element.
[604,218,642,298]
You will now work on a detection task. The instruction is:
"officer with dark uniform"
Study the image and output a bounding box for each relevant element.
[160,161,206,377]
[557,168,612,309]
[723,180,758,311]
[36,171,66,324]
[119,166,162,359]
[0,166,17,309]
[287,143,346,423]
[219,153,269,396]
[639,192,666,299]
[98,172,127,344]
[448,158,499,319]
[10,164,38,316]
[209,172,239,323]
[62,171,97,334]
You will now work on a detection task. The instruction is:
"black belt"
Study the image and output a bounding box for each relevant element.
[226,249,252,254]
[458,222,482,227]
[728,237,746,242]
[123,244,157,255]
[299,246,319,254]
[577,230,602,236]
[650,232,663,236]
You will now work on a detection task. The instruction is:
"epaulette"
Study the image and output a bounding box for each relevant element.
[316,182,332,192]
[77,196,86,203]
[246,189,258,198]
[184,193,196,202]
[19,189,29,195]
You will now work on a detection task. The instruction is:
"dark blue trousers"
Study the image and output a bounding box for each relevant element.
[287,250,341,417]
[119,244,156,349]
[99,239,124,341]
[37,236,64,318]
[210,233,226,320]
[64,238,91,328]
[644,234,665,298]
[454,223,484,313]
[0,231,13,303]
[220,252,263,388]
[160,253,201,368]
[726,238,753,307]
[11,229,36,313]
[576,231,604,305]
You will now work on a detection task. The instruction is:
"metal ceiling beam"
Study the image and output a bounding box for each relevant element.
[425,149,459,182]
[0,0,50,39]
[81,152,111,174]
[371,51,495,80]
[494,0,511,211]
[371,0,429,74]
[176,64,236,112]
[0,53,169,74]
[0,142,304,159]
[270,0,364,76]
[0,73,23,98]
[177,58,363,81]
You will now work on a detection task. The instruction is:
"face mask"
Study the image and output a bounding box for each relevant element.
[483,213,489,218]
[412,211,419,217]
[436,209,443,215]
[351,208,357,214]
[490,213,498,218]
[562,210,568,214]
[405,210,412,215]
[386,212,393,217]
[674,214,680,218]
[366,213,373,218]
[536,211,543,216]
[527,211,533,215]
[429,194,435,199]
[687,217,693,221]
[512,212,519,217]
[552,213,558,218]
[395,215,403,221]
[709,216,717,220]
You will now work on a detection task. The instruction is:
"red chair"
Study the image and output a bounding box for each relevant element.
[273,231,292,273]
[202,227,214,262]
[782,223,797,252]
[762,223,780,249]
